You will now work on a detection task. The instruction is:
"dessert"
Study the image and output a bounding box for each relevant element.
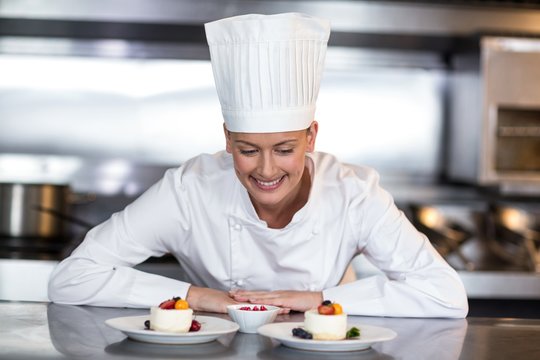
[146,297,199,333]
[292,300,360,340]
[304,300,347,340]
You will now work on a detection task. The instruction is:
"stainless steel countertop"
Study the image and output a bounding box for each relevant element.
[2,301,540,360]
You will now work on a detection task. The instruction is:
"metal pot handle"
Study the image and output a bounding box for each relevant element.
[34,205,94,230]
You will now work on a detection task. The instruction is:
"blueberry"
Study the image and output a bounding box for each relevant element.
[292,327,313,340]
[322,300,332,306]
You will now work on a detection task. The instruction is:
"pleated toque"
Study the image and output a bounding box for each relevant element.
[205,13,330,133]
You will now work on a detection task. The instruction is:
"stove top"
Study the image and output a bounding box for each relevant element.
[0,235,77,261]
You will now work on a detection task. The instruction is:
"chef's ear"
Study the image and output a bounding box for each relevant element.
[224,123,233,153]
[306,121,318,153]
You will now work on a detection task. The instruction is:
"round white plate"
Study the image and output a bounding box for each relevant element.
[257,322,397,352]
[105,315,239,345]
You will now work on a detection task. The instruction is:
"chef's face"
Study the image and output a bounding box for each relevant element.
[225,122,318,209]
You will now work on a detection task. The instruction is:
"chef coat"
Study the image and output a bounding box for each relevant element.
[48,151,468,318]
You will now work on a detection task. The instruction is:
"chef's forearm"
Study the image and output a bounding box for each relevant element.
[323,269,468,318]
[48,257,191,308]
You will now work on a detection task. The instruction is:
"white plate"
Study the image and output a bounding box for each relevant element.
[105,315,239,345]
[257,322,397,352]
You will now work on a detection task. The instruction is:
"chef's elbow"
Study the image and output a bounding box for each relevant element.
[443,286,469,319]
[455,292,469,318]
[47,259,88,305]
[447,298,469,318]
[47,263,72,304]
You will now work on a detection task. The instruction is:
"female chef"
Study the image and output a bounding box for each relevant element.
[48,13,468,318]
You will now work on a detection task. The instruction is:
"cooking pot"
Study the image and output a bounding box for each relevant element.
[0,183,93,238]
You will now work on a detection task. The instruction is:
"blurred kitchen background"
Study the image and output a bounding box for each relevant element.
[1,0,539,317]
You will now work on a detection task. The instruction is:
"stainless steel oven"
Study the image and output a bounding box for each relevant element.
[448,36,540,194]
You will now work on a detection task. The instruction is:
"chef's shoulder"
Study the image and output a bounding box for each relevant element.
[164,150,234,192]
[312,151,382,199]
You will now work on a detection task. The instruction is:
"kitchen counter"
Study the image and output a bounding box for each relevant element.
[2,302,540,360]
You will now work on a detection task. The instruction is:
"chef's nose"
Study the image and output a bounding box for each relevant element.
[259,152,277,178]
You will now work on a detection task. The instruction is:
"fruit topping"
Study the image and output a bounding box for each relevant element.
[158,299,176,309]
[238,305,268,311]
[158,297,190,310]
[317,303,335,315]
[292,327,313,339]
[190,320,201,332]
[317,300,343,315]
[174,299,190,310]
[332,303,343,315]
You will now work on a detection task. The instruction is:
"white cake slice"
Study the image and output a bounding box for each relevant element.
[150,307,193,333]
[304,309,347,340]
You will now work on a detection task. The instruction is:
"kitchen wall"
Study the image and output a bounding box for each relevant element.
[0,48,447,199]
[3,0,540,200]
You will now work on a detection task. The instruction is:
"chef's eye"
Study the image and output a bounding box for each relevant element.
[276,148,294,155]
[240,149,258,156]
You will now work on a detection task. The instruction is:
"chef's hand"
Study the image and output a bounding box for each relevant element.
[229,290,323,313]
[186,286,239,313]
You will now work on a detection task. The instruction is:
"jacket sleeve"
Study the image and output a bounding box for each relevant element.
[323,171,469,318]
[48,168,192,308]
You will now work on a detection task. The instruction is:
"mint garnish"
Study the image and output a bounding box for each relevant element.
[346,326,360,339]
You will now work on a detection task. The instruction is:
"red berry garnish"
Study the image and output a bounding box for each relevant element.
[158,299,176,309]
[260,305,267,311]
[317,304,335,315]
[253,306,259,311]
[239,306,251,310]
[189,320,201,332]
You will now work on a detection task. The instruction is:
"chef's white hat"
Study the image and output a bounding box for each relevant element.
[205,13,330,133]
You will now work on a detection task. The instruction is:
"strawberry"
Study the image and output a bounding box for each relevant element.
[317,304,335,315]
[158,299,176,309]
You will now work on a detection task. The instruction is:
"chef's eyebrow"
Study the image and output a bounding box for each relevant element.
[234,139,298,147]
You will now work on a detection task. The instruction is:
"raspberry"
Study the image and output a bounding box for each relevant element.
[253,306,259,311]
[189,320,201,332]
[260,305,267,311]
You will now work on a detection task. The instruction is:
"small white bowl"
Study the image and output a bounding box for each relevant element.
[227,304,280,334]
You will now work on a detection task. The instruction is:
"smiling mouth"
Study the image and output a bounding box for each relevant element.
[252,175,285,190]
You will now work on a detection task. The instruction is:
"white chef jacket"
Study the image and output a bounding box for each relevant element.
[48,151,468,318]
